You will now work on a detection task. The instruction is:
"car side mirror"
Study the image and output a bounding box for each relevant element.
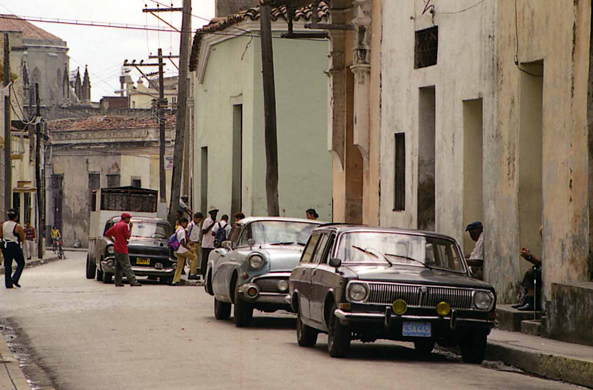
[222,241,233,251]
[329,257,342,268]
[247,238,256,249]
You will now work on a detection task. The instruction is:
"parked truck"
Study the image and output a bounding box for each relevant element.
[86,187,176,284]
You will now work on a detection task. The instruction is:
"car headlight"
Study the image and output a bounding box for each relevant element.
[473,291,494,310]
[277,279,289,292]
[248,255,264,270]
[348,282,369,302]
[106,246,114,255]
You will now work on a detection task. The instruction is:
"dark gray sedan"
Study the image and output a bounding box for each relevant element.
[289,225,496,363]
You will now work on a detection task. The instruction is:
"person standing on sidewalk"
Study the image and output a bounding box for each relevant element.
[187,212,203,280]
[1,209,26,289]
[23,221,36,261]
[200,206,218,279]
[172,217,197,286]
[104,213,142,287]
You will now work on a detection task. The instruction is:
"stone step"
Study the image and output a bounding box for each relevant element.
[521,319,542,336]
[496,304,543,332]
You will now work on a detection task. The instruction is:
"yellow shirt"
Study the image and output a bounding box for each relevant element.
[51,229,60,238]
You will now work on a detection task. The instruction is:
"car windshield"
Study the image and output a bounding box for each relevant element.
[245,221,317,246]
[130,221,170,239]
[336,232,466,273]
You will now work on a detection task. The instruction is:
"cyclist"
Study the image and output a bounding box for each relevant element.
[51,226,61,253]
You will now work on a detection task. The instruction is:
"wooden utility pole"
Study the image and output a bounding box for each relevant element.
[157,48,166,203]
[35,83,43,258]
[3,33,11,218]
[260,4,280,216]
[167,0,191,226]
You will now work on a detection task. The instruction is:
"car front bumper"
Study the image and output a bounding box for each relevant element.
[101,258,176,276]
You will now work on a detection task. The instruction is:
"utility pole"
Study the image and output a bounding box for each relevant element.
[3,33,11,218]
[35,83,42,258]
[167,0,191,226]
[260,4,280,216]
[157,48,166,204]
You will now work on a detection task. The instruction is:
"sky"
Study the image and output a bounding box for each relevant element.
[1,0,216,101]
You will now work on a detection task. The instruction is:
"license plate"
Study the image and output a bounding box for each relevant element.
[402,322,431,337]
[136,258,151,265]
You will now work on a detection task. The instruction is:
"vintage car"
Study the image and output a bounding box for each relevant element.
[86,216,177,284]
[289,225,497,363]
[204,217,320,327]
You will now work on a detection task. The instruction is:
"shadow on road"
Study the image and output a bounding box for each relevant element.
[208,315,296,330]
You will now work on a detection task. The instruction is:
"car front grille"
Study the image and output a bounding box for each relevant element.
[367,283,474,309]
[255,278,287,293]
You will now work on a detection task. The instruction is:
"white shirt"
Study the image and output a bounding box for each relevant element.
[2,221,18,243]
[212,221,232,241]
[469,233,484,260]
[175,226,189,254]
[187,220,201,243]
[201,217,216,249]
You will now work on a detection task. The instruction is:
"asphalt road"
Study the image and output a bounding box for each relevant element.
[0,252,583,390]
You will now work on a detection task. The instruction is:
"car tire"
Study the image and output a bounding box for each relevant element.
[86,254,96,279]
[327,303,351,358]
[96,266,104,282]
[205,271,214,296]
[414,340,435,355]
[234,286,253,327]
[103,272,113,284]
[214,298,231,320]
[460,331,488,364]
[296,310,318,347]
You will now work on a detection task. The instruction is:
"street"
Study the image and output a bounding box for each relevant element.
[0,252,583,390]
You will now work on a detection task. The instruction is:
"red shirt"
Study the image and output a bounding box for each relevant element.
[105,221,131,254]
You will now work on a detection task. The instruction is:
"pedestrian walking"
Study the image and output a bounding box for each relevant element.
[104,213,142,287]
[172,217,197,286]
[187,212,203,280]
[200,206,218,279]
[1,209,26,289]
[23,221,36,261]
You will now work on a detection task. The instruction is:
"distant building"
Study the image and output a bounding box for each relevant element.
[47,114,176,246]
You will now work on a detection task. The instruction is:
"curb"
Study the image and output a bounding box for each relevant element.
[0,255,60,276]
[486,340,593,388]
[0,329,30,390]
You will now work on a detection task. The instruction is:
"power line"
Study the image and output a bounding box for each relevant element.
[434,0,490,15]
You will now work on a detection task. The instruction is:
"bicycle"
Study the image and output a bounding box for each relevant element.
[57,240,66,259]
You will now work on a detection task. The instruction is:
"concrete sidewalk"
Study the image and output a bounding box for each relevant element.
[0,331,29,390]
[487,329,593,388]
[0,253,60,276]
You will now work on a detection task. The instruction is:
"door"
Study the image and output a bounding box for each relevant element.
[293,233,321,320]
[308,233,333,325]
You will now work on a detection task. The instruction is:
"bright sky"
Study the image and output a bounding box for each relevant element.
[1,0,215,101]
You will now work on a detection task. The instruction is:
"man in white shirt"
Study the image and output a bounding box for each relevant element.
[200,206,218,279]
[179,195,192,218]
[172,217,197,286]
[187,212,203,280]
[465,221,484,280]
[212,214,232,247]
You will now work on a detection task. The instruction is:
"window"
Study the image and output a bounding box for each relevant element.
[312,234,330,264]
[415,26,438,69]
[107,174,120,188]
[394,133,406,211]
[131,177,142,188]
[238,224,253,248]
[301,233,321,264]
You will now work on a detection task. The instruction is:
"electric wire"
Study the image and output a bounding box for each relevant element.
[433,0,489,15]
[513,0,543,78]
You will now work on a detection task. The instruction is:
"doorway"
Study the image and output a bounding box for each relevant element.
[231,105,243,218]
[418,86,436,231]
[201,147,208,215]
[463,99,484,253]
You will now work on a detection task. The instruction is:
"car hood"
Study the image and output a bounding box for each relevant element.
[344,264,494,290]
[127,237,170,256]
[259,245,304,272]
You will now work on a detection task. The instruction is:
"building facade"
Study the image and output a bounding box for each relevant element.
[48,114,175,246]
[189,3,333,220]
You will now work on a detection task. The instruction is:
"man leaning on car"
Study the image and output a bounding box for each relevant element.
[104,213,142,287]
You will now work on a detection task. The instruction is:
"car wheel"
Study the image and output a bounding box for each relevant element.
[296,310,318,347]
[103,272,113,284]
[234,285,253,327]
[327,303,351,358]
[86,254,96,279]
[205,271,214,295]
[214,298,231,320]
[414,340,435,355]
[96,266,104,282]
[460,331,488,364]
